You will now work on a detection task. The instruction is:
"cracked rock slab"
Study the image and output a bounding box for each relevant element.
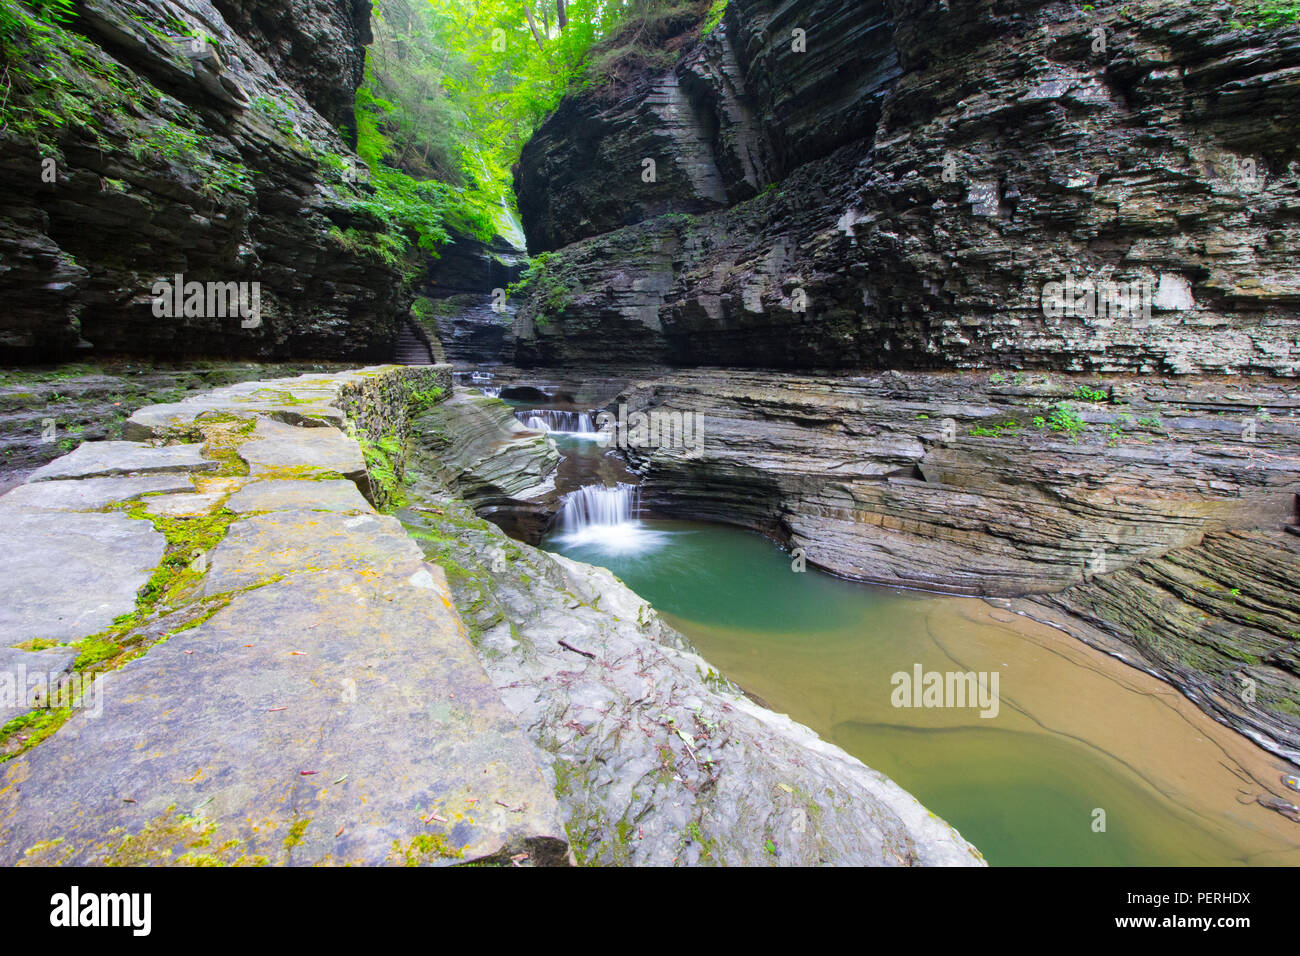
[0,512,165,645]
[225,478,374,515]
[25,442,217,482]
[0,567,568,866]
[0,475,196,513]
[237,419,367,482]
[201,511,422,595]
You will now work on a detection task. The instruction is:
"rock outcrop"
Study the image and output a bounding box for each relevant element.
[1020,526,1300,765]
[210,0,373,139]
[411,389,560,539]
[592,364,1300,758]
[0,365,573,866]
[607,367,1300,593]
[0,0,405,363]
[417,230,525,366]
[509,0,1300,376]
[396,453,984,866]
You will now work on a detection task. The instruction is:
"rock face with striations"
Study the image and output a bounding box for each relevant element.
[0,0,404,363]
[604,366,1300,759]
[509,0,1300,376]
[210,0,373,140]
[1021,527,1300,766]
[416,230,526,366]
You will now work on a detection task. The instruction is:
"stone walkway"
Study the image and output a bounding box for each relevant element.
[0,366,568,866]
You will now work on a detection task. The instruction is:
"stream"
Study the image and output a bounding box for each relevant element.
[498,383,1300,866]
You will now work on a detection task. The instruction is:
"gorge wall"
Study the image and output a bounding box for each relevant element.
[508,0,1300,376]
[0,0,405,364]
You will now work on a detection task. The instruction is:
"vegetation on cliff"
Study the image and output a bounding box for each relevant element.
[356,0,717,247]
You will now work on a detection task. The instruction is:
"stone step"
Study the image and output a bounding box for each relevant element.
[395,321,435,366]
[0,366,568,866]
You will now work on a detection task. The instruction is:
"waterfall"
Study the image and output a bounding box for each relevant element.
[515,409,598,437]
[480,386,501,398]
[559,483,640,531]
[553,482,661,555]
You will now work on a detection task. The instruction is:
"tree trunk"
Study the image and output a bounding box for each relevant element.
[557,0,568,31]
[523,4,545,49]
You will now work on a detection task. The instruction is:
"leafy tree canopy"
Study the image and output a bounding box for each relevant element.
[359,0,717,246]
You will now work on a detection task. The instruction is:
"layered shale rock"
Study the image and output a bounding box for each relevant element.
[606,368,1300,596]
[0,0,405,363]
[510,0,1300,375]
[411,390,560,539]
[601,365,1300,756]
[513,0,899,253]
[210,0,373,138]
[416,231,526,366]
[1018,527,1300,765]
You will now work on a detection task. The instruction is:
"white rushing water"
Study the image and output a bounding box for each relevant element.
[516,409,600,439]
[553,483,666,555]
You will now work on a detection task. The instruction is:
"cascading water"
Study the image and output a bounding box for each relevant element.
[480,386,501,398]
[553,482,664,555]
[561,482,639,528]
[515,409,598,437]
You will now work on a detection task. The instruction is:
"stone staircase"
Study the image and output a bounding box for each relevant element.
[395,318,439,366]
[0,366,569,866]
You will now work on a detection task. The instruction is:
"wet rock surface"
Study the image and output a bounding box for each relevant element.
[608,368,1300,594]
[412,390,561,540]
